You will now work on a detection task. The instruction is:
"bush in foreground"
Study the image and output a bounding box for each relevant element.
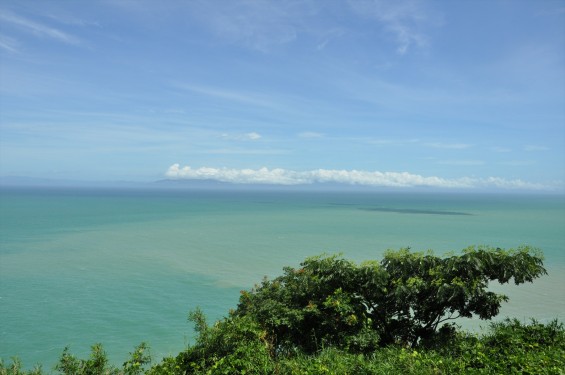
[4,319,562,374]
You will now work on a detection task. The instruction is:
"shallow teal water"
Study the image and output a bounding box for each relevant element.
[1,188,564,369]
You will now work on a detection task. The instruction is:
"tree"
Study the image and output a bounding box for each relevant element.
[235,245,547,351]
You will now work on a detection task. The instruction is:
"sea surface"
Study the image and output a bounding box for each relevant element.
[1,187,564,369]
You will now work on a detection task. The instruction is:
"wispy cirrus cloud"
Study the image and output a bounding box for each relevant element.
[425,142,472,149]
[524,145,550,152]
[165,164,553,190]
[437,160,485,166]
[347,0,438,54]
[0,34,18,53]
[244,132,261,140]
[0,10,81,46]
[207,148,288,156]
[366,138,420,146]
[491,146,512,153]
[535,5,565,17]
[498,160,535,167]
[221,132,262,141]
[172,83,280,109]
[188,0,303,52]
[298,131,325,139]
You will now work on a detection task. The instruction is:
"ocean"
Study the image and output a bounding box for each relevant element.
[1,187,564,369]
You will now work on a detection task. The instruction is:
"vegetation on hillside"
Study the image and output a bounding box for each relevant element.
[2,246,564,374]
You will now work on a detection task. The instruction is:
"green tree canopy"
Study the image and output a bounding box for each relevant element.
[235,245,547,351]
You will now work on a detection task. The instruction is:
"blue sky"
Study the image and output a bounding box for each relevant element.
[1,0,564,190]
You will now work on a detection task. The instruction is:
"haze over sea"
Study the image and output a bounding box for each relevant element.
[0,186,564,369]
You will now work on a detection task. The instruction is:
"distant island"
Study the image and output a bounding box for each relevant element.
[2,175,560,195]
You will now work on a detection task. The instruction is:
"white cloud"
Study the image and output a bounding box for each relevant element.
[246,132,262,140]
[165,164,552,190]
[478,177,548,191]
[166,164,305,185]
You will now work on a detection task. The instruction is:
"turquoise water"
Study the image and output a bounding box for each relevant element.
[1,187,564,369]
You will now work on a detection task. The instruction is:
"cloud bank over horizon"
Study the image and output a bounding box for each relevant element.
[165,164,554,191]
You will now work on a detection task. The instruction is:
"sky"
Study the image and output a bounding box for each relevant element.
[0,0,564,191]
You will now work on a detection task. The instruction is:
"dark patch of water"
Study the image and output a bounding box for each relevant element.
[359,207,473,216]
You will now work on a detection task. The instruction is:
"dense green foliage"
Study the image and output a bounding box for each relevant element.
[2,247,563,374]
[236,245,547,350]
[3,319,563,374]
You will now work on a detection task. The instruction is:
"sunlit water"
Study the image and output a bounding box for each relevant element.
[1,187,564,369]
